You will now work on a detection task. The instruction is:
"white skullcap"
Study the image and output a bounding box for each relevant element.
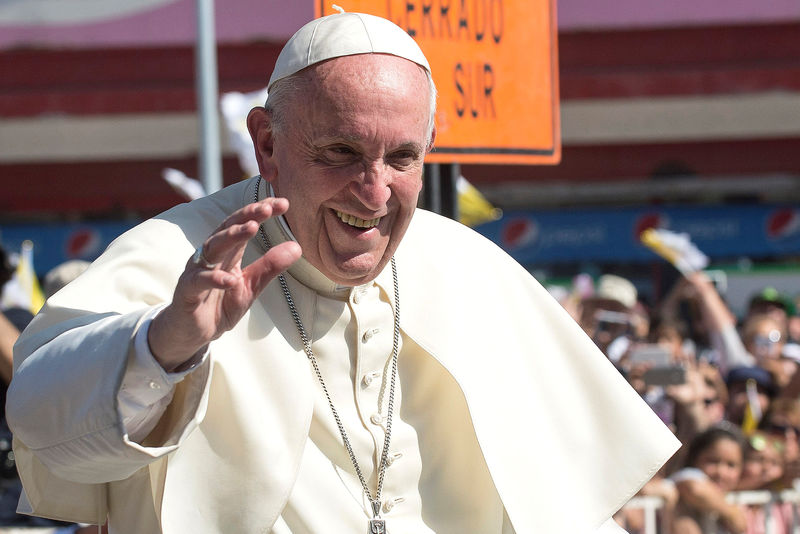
[268,11,430,90]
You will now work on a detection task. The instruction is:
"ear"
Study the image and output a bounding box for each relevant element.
[426,125,437,154]
[247,106,277,182]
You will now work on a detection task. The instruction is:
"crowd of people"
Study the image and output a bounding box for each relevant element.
[555,270,800,533]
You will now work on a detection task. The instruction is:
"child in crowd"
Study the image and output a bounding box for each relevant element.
[738,432,785,491]
[760,398,800,488]
[671,425,747,534]
[738,432,792,534]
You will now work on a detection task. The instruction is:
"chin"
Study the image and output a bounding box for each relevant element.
[323,254,387,286]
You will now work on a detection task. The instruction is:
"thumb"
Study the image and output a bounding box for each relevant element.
[245,241,302,295]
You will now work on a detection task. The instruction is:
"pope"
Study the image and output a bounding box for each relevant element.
[7,11,678,534]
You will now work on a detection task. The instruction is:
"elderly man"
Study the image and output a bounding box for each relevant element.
[7,11,678,534]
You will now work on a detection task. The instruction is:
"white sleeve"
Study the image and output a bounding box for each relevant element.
[8,308,210,483]
[120,305,208,443]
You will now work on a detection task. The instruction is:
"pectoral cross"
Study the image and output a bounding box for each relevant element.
[368,518,386,533]
[368,500,386,533]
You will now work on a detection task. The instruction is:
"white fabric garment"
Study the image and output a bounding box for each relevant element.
[8,176,679,533]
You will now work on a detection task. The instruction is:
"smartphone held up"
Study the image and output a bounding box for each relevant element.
[627,344,686,386]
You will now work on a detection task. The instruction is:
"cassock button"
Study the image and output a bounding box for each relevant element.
[387,452,402,466]
[361,371,380,388]
[382,497,405,513]
[370,413,383,425]
[353,288,367,304]
[362,328,379,343]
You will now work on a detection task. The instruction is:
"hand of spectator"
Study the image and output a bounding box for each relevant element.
[676,478,747,533]
[148,197,302,370]
[639,476,679,508]
[619,354,650,395]
[665,361,703,407]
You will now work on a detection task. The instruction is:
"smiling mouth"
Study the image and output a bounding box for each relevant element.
[335,210,381,229]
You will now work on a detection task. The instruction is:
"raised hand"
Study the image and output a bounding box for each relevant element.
[148,197,301,370]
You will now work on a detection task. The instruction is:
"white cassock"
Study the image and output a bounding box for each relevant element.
[8,177,679,533]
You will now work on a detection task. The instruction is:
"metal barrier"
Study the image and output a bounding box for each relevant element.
[620,488,800,534]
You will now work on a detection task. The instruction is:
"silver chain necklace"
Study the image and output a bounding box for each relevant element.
[253,176,400,533]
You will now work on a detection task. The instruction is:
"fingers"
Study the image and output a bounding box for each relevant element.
[183,266,238,292]
[198,197,290,269]
[220,197,289,234]
[245,241,302,294]
[202,221,261,272]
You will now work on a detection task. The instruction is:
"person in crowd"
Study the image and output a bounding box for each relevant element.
[737,431,785,491]
[5,11,677,534]
[671,424,747,534]
[665,354,729,473]
[760,398,800,489]
[725,366,778,428]
[748,288,793,335]
[681,272,754,374]
[579,274,645,361]
[737,432,792,534]
[740,313,795,390]
[619,316,689,428]
[662,273,797,392]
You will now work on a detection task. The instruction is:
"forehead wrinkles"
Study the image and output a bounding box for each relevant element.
[301,56,429,135]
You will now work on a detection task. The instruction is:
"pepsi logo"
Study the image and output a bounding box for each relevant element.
[767,208,800,240]
[65,228,101,258]
[501,218,538,249]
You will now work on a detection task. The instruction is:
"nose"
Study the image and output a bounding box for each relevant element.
[350,162,392,210]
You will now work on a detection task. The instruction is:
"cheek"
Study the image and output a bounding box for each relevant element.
[743,462,760,475]
[392,176,423,206]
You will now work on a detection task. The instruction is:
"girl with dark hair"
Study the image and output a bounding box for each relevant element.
[671,424,747,534]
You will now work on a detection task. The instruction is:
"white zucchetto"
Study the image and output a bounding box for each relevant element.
[268,11,431,90]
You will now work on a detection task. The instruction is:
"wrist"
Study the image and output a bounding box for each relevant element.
[147,306,209,371]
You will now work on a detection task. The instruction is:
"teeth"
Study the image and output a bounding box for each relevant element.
[336,211,380,229]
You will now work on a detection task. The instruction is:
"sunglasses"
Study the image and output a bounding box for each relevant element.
[752,330,782,347]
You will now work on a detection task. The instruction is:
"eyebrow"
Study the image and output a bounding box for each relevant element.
[313,136,425,155]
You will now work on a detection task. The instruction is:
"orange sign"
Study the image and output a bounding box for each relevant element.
[316,0,560,165]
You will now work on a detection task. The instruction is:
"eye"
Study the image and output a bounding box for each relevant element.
[387,149,420,170]
[330,145,355,155]
[320,144,359,165]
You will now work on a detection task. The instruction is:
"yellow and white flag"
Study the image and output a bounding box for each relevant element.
[640,228,709,277]
[741,378,763,436]
[457,176,502,228]
[1,240,46,314]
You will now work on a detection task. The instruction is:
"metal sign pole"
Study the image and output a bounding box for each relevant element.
[422,163,459,221]
[440,163,460,222]
[422,163,442,214]
[195,0,222,194]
